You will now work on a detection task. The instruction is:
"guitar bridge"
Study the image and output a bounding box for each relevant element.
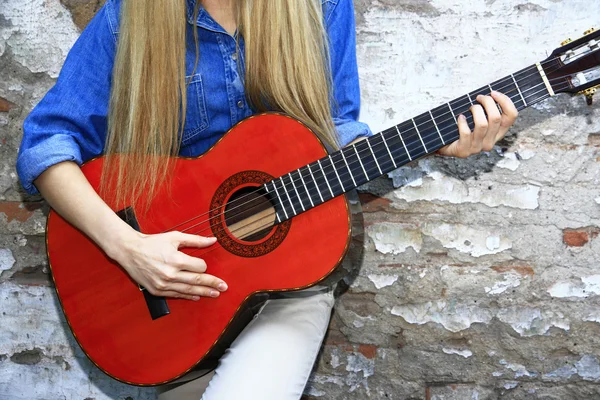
[116,207,170,320]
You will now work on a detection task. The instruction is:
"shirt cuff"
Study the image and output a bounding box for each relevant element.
[334,118,373,148]
[16,134,83,195]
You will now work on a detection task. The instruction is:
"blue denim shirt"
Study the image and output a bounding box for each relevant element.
[17,0,372,194]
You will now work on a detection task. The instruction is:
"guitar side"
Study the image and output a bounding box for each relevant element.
[46,113,352,385]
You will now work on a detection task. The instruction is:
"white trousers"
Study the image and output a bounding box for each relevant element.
[157,288,334,400]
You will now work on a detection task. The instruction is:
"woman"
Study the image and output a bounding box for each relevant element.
[16,0,518,398]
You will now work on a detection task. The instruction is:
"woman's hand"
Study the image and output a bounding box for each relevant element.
[108,231,227,301]
[437,91,518,158]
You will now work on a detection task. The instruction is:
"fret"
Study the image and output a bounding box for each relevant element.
[288,172,305,212]
[511,73,528,107]
[307,164,325,203]
[398,120,426,158]
[353,143,370,180]
[317,159,335,198]
[339,149,357,187]
[414,113,445,155]
[272,180,289,220]
[429,110,445,145]
[380,133,397,168]
[265,64,554,221]
[329,155,346,192]
[264,183,282,224]
[343,145,368,185]
[514,65,546,104]
[320,155,344,194]
[466,92,474,106]
[297,168,314,208]
[366,140,383,175]
[447,102,457,124]
[412,118,428,153]
[395,125,412,161]
[280,176,297,216]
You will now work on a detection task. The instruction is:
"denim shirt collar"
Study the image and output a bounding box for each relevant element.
[186,0,230,34]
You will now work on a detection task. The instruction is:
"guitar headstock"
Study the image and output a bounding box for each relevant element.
[543,28,600,105]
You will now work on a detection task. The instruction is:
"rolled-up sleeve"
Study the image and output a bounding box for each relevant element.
[324,0,373,147]
[16,1,118,194]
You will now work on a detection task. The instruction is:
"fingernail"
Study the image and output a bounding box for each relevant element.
[458,114,466,121]
[210,290,220,298]
[491,90,499,96]
[192,296,200,301]
[218,282,228,291]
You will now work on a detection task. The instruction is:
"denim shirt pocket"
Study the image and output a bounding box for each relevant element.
[182,73,210,146]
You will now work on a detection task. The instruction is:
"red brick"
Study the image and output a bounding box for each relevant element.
[357,344,378,359]
[491,264,534,277]
[358,193,392,213]
[563,230,589,247]
[0,202,44,223]
[0,97,14,113]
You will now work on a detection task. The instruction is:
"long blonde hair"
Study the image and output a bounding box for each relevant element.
[103,0,336,206]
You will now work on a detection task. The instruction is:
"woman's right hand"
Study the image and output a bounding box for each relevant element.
[107,230,227,301]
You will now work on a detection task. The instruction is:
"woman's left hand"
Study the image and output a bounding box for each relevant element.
[437,91,518,158]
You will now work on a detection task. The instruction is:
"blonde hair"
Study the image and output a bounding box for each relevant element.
[103,0,336,206]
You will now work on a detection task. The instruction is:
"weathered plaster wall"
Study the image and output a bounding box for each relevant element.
[1,0,600,399]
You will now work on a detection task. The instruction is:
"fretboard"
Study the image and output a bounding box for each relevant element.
[265,63,551,223]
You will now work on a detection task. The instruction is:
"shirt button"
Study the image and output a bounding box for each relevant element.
[237,100,244,108]
[232,53,238,61]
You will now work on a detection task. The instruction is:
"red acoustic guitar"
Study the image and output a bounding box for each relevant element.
[46,30,600,385]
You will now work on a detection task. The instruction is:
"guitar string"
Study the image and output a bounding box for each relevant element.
[161,46,596,234]
[186,86,561,258]
[160,49,593,235]
[181,82,570,247]
[158,50,582,234]
[174,78,569,238]
[164,72,567,239]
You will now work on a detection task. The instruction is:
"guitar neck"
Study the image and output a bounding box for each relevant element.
[266,63,554,223]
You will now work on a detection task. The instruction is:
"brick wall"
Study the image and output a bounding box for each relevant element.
[2,1,600,399]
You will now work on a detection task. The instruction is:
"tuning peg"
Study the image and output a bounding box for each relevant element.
[561,38,573,46]
[582,87,596,106]
[584,28,597,36]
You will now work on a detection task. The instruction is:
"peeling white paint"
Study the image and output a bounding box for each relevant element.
[0,282,155,399]
[543,356,600,383]
[442,347,473,358]
[0,249,16,271]
[0,0,80,77]
[503,381,518,390]
[497,153,521,171]
[391,171,540,210]
[391,300,493,332]
[484,273,521,295]
[367,273,399,289]
[543,365,577,381]
[575,355,600,382]
[547,275,600,298]
[497,307,569,337]
[366,223,422,255]
[423,224,512,257]
[500,360,537,378]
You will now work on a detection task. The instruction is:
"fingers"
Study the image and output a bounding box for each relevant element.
[437,114,472,158]
[475,95,501,152]
[170,232,217,249]
[149,272,227,300]
[491,91,519,140]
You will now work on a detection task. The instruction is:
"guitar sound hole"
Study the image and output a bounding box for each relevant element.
[224,186,276,242]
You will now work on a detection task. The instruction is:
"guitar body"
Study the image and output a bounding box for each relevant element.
[47,114,351,385]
